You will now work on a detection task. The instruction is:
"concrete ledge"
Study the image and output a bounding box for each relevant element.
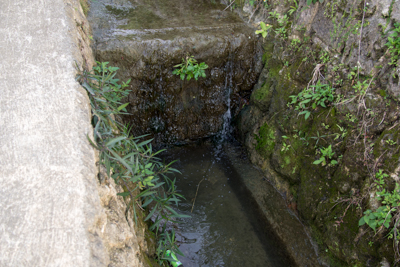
[0,0,105,265]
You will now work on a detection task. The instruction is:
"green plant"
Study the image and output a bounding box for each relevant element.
[322,123,330,129]
[313,145,338,166]
[268,10,280,20]
[346,113,357,123]
[386,138,397,146]
[255,22,273,38]
[319,50,330,64]
[173,55,208,81]
[334,124,347,140]
[359,170,400,233]
[385,22,400,67]
[76,62,189,263]
[281,136,291,152]
[288,0,298,16]
[281,142,291,152]
[328,3,362,52]
[290,38,301,49]
[289,81,336,119]
[347,66,359,80]
[353,80,370,96]
[275,27,288,39]
[156,229,183,265]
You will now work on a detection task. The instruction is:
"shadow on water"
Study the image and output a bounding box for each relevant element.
[162,142,297,267]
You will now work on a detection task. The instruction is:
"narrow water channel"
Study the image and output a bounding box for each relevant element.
[162,143,296,267]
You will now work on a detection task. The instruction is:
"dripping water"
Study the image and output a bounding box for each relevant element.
[213,51,234,161]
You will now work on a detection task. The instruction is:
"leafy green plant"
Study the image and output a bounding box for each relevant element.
[289,81,336,119]
[334,124,347,140]
[386,22,400,67]
[288,0,298,16]
[156,229,184,265]
[353,80,370,96]
[386,138,397,146]
[255,22,273,38]
[359,170,400,232]
[346,113,357,123]
[275,27,288,39]
[281,136,291,152]
[76,62,189,263]
[290,38,301,49]
[319,50,330,64]
[347,66,359,80]
[173,56,208,81]
[322,123,330,129]
[313,145,338,166]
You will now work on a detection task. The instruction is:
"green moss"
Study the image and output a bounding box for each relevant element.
[284,156,291,165]
[253,82,270,101]
[378,89,387,97]
[255,123,276,158]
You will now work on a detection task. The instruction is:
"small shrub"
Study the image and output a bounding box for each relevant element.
[313,145,338,166]
[359,170,399,232]
[255,22,273,38]
[386,22,400,67]
[77,62,189,264]
[289,81,335,120]
[173,56,208,81]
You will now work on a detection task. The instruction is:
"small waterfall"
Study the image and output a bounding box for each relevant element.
[214,53,234,160]
[220,91,231,141]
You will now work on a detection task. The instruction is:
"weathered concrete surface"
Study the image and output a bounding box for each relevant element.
[0,0,111,266]
[223,144,321,267]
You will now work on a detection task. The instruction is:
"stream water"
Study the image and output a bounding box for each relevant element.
[162,143,296,267]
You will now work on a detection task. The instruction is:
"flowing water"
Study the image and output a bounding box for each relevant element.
[162,143,296,267]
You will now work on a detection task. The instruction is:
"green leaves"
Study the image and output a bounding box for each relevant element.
[255,22,273,38]
[313,145,338,166]
[77,62,189,263]
[359,170,400,237]
[172,56,208,81]
[385,22,400,67]
[288,81,335,120]
[359,206,393,231]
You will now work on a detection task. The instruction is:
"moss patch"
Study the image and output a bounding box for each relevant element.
[255,123,276,158]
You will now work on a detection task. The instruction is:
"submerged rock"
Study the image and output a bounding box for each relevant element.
[88,0,262,144]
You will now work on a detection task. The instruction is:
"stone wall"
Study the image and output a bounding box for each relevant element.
[88,0,263,144]
[236,0,400,265]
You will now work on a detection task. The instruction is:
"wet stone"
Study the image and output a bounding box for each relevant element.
[88,0,263,144]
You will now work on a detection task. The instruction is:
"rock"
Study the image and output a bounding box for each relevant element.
[88,0,263,144]
[237,0,400,265]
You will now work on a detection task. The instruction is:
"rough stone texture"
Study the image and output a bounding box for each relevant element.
[235,0,400,265]
[95,167,155,267]
[0,0,152,266]
[88,0,263,144]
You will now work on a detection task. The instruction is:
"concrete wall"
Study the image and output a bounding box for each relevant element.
[0,1,149,266]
